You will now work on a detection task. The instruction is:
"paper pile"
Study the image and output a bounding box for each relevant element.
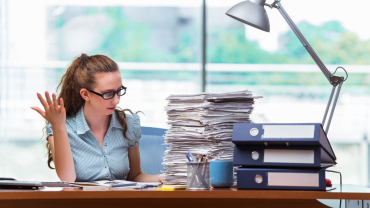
[162,90,262,184]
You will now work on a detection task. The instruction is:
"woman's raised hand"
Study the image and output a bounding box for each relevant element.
[31,91,66,127]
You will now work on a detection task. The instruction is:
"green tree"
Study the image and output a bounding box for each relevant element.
[278,20,370,65]
[91,8,178,62]
[208,20,370,65]
[207,27,284,63]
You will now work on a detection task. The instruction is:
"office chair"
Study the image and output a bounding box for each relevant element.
[139,127,167,175]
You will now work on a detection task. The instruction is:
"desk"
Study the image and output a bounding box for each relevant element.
[1,184,369,208]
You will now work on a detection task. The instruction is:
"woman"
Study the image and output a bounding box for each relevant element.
[31,54,161,182]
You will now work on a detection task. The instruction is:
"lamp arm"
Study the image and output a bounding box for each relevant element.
[269,0,344,86]
[267,0,346,134]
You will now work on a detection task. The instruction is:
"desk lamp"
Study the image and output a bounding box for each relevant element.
[226,0,348,134]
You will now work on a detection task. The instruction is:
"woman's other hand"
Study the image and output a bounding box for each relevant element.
[31,91,66,127]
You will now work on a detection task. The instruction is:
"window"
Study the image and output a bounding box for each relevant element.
[0,0,202,181]
[206,0,370,185]
[0,0,369,184]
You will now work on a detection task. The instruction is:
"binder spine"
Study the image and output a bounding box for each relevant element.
[232,123,321,146]
[233,146,321,168]
[236,168,326,191]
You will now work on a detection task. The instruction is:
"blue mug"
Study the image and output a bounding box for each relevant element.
[210,161,235,188]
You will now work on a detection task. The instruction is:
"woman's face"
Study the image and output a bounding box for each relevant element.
[89,71,123,115]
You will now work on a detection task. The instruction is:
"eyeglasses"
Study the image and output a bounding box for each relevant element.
[87,85,127,100]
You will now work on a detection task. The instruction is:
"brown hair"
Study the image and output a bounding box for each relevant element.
[46,54,133,169]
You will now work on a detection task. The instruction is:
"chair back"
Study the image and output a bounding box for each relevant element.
[139,127,167,175]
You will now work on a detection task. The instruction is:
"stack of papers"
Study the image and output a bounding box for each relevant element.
[162,90,262,184]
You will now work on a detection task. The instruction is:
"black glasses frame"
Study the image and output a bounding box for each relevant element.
[87,85,127,100]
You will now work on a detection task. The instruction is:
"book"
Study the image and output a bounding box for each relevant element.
[67,180,138,190]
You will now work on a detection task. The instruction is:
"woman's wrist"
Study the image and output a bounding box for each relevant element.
[52,124,66,133]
